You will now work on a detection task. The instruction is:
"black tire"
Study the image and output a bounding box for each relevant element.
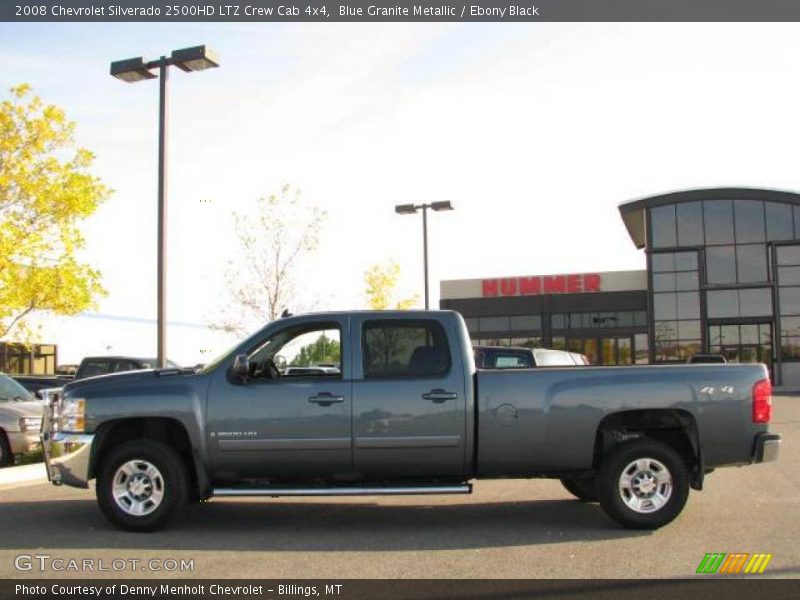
[96,440,189,532]
[560,477,598,502]
[596,439,689,530]
[0,431,12,468]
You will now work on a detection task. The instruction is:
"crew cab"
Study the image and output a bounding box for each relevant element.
[41,311,780,532]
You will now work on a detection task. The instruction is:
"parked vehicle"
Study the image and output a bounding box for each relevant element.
[56,364,78,377]
[12,375,69,402]
[474,346,588,368]
[74,356,180,380]
[688,354,727,364]
[474,346,535,369]
[42,310,780,532]
[0,374,43,467]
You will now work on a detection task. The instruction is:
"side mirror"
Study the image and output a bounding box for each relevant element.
[232,354,250,380]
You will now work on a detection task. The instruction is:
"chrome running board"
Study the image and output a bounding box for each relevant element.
[212,484,472,497]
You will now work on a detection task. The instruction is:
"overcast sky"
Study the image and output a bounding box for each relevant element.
[3,22,800,365]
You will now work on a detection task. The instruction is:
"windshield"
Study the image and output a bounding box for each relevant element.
[199,339,248,375]
[0,374,35,402]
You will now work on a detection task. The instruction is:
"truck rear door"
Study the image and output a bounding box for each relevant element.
[350,314,468,479]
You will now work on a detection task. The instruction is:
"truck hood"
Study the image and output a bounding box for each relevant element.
[0,400,45,418]
[63,368,196,395]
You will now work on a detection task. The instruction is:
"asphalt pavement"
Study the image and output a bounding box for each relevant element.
[1,398,797,579]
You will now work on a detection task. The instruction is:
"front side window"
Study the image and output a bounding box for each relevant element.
[248,323,342,379]
[363,320,450,378]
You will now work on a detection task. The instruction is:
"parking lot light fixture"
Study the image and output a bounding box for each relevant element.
[110,57,157,82]
[394,201,455,310]
[110,45,219,368]
[430,201,453,212]
[394,204,417,215]
[170,45,220,72]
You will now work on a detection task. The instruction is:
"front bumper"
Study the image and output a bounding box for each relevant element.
[753,433,781,463]
[40,402,94,488]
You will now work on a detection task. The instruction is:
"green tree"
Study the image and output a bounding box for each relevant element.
[364,260,418,310]
[0,85,109,340]
[290,334,341,366]
[210,184,326,336]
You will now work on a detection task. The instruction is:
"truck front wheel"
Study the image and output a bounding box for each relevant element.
[596,439,689,530]
[96,440,188,532]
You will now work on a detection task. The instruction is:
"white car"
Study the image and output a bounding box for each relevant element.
[0,374,44,467]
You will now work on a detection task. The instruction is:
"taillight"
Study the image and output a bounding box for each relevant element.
[753,378,772,423]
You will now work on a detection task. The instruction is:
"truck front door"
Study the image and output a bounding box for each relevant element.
[206,317,352,480]
[351,315,467,479]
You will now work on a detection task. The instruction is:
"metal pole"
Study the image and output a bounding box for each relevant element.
[157,58,169,368]
[422,204,429,310]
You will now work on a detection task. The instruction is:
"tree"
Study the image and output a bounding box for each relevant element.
[210,184,326,336]
[290,334,341,366]
[0,84,109,340]
[364,260,418,310]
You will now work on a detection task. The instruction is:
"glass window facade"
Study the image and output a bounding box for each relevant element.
[0,342,58,375]
[778,245,800,360]
[651,251,701,361]
[642,195,800,378]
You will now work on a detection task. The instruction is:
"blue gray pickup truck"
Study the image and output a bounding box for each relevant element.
[41,310,780,531]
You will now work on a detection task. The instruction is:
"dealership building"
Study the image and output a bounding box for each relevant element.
[440,188,800,387]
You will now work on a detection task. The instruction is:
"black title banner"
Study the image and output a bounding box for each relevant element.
[6,0,800,22]
[4,579,800,600]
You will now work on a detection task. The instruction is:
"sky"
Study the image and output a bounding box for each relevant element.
[3,22,800,365]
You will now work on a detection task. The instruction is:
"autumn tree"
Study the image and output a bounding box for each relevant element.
[364,260,418,310]
[290,334,341,366]
[0,85,109,340]
[210,184,326,336]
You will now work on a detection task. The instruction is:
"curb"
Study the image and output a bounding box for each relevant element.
[0,462,48,490]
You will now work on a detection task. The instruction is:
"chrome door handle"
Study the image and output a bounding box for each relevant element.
[308,393,345,406]
[422,389,458,403]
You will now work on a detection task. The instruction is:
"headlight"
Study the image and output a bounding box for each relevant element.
[19,417,42,433]
[59,398,86,433]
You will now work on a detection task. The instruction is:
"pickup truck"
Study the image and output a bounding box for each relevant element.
[0,374,43,466]
[41,310,780,532]
[74,356,181,380]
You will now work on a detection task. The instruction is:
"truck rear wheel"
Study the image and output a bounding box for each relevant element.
[596,439,689,530]
[560,477,598,502]
[0,431,12,467]
[96,440,188,532]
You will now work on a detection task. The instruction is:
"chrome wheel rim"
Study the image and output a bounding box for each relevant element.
[112,460,165,516]
[618,457,672,514]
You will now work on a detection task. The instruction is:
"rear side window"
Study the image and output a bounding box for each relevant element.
[113,360,138,373]
[363,320,451,378]
[79,361,110,378]
[494,354,533,368]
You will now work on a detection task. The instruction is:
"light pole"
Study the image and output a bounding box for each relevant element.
[110,46,219,368]
[394,201,454,310]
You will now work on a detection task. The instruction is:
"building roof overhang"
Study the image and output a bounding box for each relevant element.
[618,187,800,249]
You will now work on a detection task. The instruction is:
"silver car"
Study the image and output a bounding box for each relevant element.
[0,374,44,467]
